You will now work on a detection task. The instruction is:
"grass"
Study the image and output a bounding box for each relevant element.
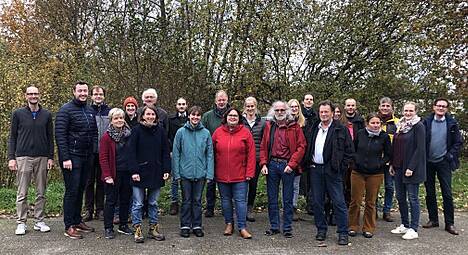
[0,161,467,216]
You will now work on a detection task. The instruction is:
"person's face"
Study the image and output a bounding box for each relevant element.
[226,110,239,126]
[367,117,381,132]
[73,84,89,102]
[319,105,333,123]
[244,100,256,116]
[333,107,341,120]
[345,99,357,115]
[433,100,448,117]
[142,108,157,123]
[143,92,157,106]
[111,114,125,128]
[125,103,136,116]
[290,102,299,116]
[25,87,40,105]
[379,102,393,115]
[91,88,105,104]
[403,104,416,119]
[176,99,187,113]
[274,103,287,121]
[215,94,228,109]
[189,111,201,126]
[303,95,314,108]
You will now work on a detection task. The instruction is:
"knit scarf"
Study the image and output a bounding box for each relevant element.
[107,124,131,142]
[396,115,421,134]
[365,127,381,137]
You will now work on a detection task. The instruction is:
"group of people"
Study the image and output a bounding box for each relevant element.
[7,82,463,246]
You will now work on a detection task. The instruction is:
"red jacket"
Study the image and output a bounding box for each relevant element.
[99,132,116,182]
[260,120,307,173]
[212,124,256,183]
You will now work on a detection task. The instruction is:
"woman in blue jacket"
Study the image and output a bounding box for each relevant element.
[128,105,171,243]
[172,106,214,238]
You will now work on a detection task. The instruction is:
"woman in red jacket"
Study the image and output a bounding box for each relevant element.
[99,108,133,239]
[212,108,256,239]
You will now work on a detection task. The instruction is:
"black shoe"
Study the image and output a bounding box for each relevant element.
[315,232,326,241]
[95,210,104,221]
[338,234,349,245]
[105,228,115,239]
[348,230,357,237]
[265,229,280,236]
[445,225,459,235]
[383,212,395,222]
[193,228,204,237]
[117,225,133,235]
[422,220,439,228]
[363,232,373,238]
[169,202,179,215]
[180,229,190,238]
[283,231,293,238]
[204,209,214,218]
[82,211,93,222]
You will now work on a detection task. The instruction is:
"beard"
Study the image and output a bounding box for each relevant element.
[275,114,286,121]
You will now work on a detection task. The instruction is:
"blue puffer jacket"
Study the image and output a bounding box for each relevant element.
[55,99,98,162]
[172,122,214,181]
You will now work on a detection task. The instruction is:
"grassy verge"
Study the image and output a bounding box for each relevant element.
[0,161,466,216]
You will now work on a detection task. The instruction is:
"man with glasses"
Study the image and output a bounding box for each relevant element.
[167,98,189,215]
[8,86,54,235]
[260,101,306,238]
[422,98,463,235]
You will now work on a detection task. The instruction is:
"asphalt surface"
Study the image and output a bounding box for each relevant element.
[1,211,467,255]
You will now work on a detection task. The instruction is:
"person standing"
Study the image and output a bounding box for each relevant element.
[422,98,463,235]
[213,108,256,239]
[140,88,168,131]
[83,86,110,222]
[260,101,306,238]
[306,100,354,245]
[201,90,230,217]
[55,81,98,239]
[390,102,426,240]
[242,97,265,222]
[172,106,214,238]
[8,86,54,235]
[124,96,139,128]
[167,97,189,215]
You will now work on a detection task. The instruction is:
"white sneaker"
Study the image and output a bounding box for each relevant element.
[391,224,408,234]
[33,222,51,233]
[402,228,419,240]
[15,223,26,235]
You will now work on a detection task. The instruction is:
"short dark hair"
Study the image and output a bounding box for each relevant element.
[92,86,106,96]
[221,108,242,125]
[188,106,203,115]
[318,100,333,111]
[433,98,450,108]
[366,112,381,123]
[74,81,89,91]
[139,105,158,122]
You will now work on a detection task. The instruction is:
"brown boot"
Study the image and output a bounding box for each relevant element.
[383,212,394,222]
[239,229,252,239]
[148,224,165,241]
[224,223,233,236]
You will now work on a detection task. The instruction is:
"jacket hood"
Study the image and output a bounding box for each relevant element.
[221,124,244,133]
[184,121,205,131]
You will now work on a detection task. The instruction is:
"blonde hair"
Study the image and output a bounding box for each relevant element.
[287,99,305,127]
[108,108,125,119]
[243,96,260,115]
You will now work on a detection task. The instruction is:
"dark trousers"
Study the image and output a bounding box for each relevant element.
[310,165,348,234]
[62,155,91,230]
[247,162,262,207]
[394,169,420,231]
[104,171,132,229]
[180,179,205,229]
[84,154,104,213]
[205,179,217,212]
[425,159,454,225]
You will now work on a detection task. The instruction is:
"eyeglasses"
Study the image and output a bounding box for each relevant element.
[435,105,448,108]
[274,109,286,112]
[227,114,239,118]
[26,93,39,96]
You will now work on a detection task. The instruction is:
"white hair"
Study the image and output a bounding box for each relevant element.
[141,88,158,101]
[266,101,294,122]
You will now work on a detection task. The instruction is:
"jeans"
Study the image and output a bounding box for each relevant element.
[266,161,295,232]
[84,154,104,214]
[247,162,261,207]
[171,175,179,203]
[132,187,161,225]
[394,168,420,231]
[180,179,205,229]
[425,159,454,225]
[218,181,248,230]
[383,165,395,213]
[103,171,131,229]
[310,165,348,234]
[62,155,91,230]
[206,180,217,212]
[293,175,301,208]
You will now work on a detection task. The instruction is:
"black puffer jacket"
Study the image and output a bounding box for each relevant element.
[242,115,265,162]
[55,99,98,162]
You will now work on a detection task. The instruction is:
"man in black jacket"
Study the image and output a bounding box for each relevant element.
[422,98,463,235]
[8,86,54,235]
[306,100,354,245]
[55,81,98,239]
[167,97,188,215]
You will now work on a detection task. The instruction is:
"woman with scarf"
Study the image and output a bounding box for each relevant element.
[213,108,256,239]
[348,113,391,238]
[128,105,171,243]
[389,102,426,240]
[99,108,133,239]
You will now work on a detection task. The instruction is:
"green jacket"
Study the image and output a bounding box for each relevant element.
[172,122,214,180]
[201,109,223,135]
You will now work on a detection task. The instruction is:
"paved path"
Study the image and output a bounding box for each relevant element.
[1,212,467,255]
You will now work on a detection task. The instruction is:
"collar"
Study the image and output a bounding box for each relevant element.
[318,122,330,132]
[434,115,446,122]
